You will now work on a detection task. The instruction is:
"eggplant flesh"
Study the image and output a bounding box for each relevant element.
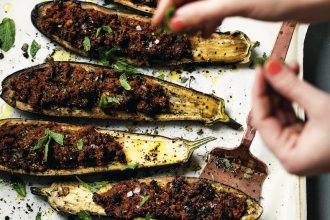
[111,0,157,14]
[31,1,255,66]
[31,177,262,219]
[0,118,215,176]
[1,62,241,129]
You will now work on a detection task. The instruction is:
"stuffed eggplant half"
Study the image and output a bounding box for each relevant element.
[31,1,255,66]
[31,177,262,219]
[1,61,241,129]
[0,119,215,176]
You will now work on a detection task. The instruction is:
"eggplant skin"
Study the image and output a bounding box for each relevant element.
[31,1,255,66]
[0,118,213,176]
[31,177,263,220]
[1,61,241,129]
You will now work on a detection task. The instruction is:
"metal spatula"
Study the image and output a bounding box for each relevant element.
[200,21,297,201]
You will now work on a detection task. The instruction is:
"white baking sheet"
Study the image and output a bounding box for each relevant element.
[0,0,307,219]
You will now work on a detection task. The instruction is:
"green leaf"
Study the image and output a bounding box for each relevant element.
[35,212,42,220]
[98,47,119,66]
[96,25,112,38]
[102,25,113,34]
[139,195,149,207]
[46,129,64,145]
[11,176,26,198]
[77,210,92,220]
[113,60,138,74]
[77,139,84,150]
[76,176,109,193]
[157,7,175,34]
[95,27,101,38]
[120,162,138,171]
[33,136,49,150]
[119,74,131,91]
[0,18,15,52]
[145,212,151,220]
[43,137,51,162]
[249,53,268,68]
[30,40,41,58]
[83,37,91,52]
[99,96,121,108]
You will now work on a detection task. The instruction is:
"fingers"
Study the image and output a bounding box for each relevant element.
[152,0,188,27]
[263,59,330,117]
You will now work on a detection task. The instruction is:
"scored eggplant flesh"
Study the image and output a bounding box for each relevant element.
[31,1,255,66]
[31,177,262,219]
[0,119,216,176]
[1,62,242,129]
[110,0,158,14]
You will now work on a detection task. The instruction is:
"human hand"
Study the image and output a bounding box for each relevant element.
[152,0,330,38]
[251,59,330,175]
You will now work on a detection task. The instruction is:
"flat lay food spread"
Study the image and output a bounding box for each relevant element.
[0,0,307,219]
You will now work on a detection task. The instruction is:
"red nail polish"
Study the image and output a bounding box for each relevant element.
[169,19,185,31]
[267,60,282,75]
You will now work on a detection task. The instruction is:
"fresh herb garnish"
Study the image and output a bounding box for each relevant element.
[76,176,109,193]
[98,47,119,66]
[145,212,151,220]
[96,25,113,38]
[157,7,176,34]
[120,162,138,171]
[34,128,64,162]
[99,96,121,108]
[139,195,149,207]
[249,53,268,68]
[77,139,84,150]
[113,60,138,74]
[30,40,41,58]
[35,212,42,220]
[11,176,26,198]
[0,18,15,52]
[83,37,91,52]
[243,168,254,179]
[77,210,92,220]
[119,73,132,91]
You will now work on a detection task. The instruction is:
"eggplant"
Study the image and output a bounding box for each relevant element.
[31,177,263,219]
[1,62,241,129]
[0,118,216,176]
[31,1,255,66]
[110,0,157,15]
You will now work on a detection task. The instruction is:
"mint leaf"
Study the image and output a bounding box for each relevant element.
[0,18,15,52]
[139,195,149,207]
[157,7,175,34]
[95,27,101,38]
[99,96,120,108]
[76,176,109,193]
[46,129,64,145]
[35,212,42,220]
[249,53,268,68]
[11,176,26,198]
[98,47,119,66]
[77,210,92,220]
[119,74,131,91]
[113,60,138,74]
[30,40,41,58]
[102,25,112,34]
[83,37,91,52]
[33,136,49,150]
[77,139,84,150]
[121,162,138,171]
[145,212,151,220]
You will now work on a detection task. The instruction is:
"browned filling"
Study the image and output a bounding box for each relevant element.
[93,177,247,220]
[131,0,158,8]
[36,1,192,65]
[0,122,126,172]
[10,62,169,114]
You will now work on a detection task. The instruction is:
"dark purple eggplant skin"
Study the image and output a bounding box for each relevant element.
[0,61,242,129]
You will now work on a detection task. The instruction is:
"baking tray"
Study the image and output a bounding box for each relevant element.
[0,0,307,219]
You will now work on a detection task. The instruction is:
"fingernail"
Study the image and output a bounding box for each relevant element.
[169,18,185,31]
[266,59,282,75]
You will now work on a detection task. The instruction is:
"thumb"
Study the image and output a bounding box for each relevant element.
[263,59,330,117]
